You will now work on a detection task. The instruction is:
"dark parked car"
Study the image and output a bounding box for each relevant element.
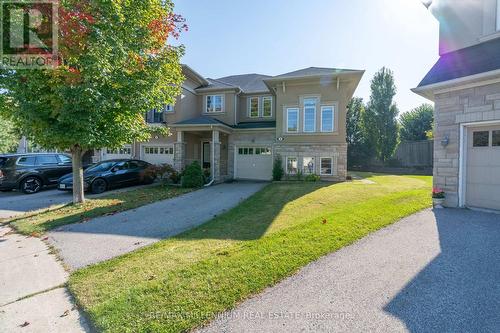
[58,159,155,194]
[0,153,73,194]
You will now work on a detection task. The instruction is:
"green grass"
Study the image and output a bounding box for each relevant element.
[69,174,432,333]
[3,185,192,236]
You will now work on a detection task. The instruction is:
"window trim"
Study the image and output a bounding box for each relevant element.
[303,157,315,174]
[303,98,317,133]
[286,108,299,133]
[164,104,174,113]
[205,94,225,113]
[472,131,490,148]
[320,105,335,133]
[286,156,298,174]
[497,0,500,31]
[320,157,334,176]
[262,96,273,118]
[248,97,260,118]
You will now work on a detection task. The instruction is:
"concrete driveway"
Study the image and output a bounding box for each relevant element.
[198,209,500,333]
[48,182,266,270]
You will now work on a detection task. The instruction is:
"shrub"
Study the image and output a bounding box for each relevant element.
[181,161,204,188]
[296,169,304,181]
[272,155,284,181]
[432,187,445,199]
[305,174,320,182]
[152,164,181,184]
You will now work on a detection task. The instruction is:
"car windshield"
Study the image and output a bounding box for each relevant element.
[85,161,116,173]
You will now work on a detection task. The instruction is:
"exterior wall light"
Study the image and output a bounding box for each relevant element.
[441,135,449,147]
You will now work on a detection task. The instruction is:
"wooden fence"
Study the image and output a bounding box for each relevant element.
[392,140,433,167]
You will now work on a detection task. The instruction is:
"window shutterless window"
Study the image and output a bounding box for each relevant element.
[493,130,500,147]
[497,0,500,31]
[473,131,489,147]
[163,104,174,113]
[262,97,272,117]
[321,106,334,132]
[287,157,298,174]
[287,108,299,133]
[303,98,317,132]
[206,95,224,113]
[320,158,333,175]
[249,97,259,118]
[303,157,315,174]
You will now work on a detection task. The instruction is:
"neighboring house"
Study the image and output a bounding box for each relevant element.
[100,65,364,182]
[414,0,500,211]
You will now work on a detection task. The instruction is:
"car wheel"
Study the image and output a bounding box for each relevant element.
[91,179,107,194]
[20,177,42,194]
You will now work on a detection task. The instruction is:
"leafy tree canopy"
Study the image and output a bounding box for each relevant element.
[399,104,434,142]
[0,115,19,153]
[364,67,400,162]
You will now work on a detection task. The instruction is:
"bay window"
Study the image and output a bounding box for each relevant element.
[206,95,224,113]
[287,157,298,174]
[320,157,333,175]
[303,157,315,174]
[263,96,272,117]
[321,106,334,132]
[303,98,317,132]
[287,108,299,132]
[249,97,259,117]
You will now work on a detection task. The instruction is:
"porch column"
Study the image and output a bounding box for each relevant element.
[212,130,221,182]
[174,131,186,171]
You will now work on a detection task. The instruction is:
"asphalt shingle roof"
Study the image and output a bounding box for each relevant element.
[173,116,231,127]
[232,121,276,129]
[418,38,500,87]
[271,67,360,79]
[216,74,273,94]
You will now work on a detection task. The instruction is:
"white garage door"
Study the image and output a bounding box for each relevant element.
[142,145,174,165]
[466,126,500,211]
[236,147,272,181]
[104,145,132,160]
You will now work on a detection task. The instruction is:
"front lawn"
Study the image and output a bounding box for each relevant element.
[4,185,192,236]
[70,174,432,333]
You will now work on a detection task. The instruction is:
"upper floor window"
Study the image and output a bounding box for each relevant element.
[303,98,317,132]
[249,97,259,118]
[206,95,224,113]
[497,0,500,30]
[321,106,335,132]
[287,108,299,133]
[145,108,164,123]
[163,104,174,113]
[263,97,272,117]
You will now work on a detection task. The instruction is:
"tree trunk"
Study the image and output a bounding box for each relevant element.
[71,146,85,204]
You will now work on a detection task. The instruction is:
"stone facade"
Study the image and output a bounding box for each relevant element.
[274,143,347,181]
[434,81,500,207]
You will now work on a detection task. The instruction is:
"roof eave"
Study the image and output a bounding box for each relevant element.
[182,64,209,86]
[413,68,500,102]
[263,70,365,84]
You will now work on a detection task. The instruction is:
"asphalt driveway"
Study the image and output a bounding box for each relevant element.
[198,208,500,333]
[48,182,266,270]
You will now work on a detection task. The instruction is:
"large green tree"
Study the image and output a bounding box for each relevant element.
[0,0,186,203]
[399,103,434,141]
[346,97,373,166]
[0,115,19,153]
[363,67,400,163]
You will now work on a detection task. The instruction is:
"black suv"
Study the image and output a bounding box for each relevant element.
[0,153,73,194]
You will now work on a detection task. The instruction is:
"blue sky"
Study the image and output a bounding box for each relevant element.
[174,0,439,113]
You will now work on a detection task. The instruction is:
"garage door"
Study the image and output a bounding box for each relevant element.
[236,147,272,181]
[466,126,500,210]
[142,145,174,165]
[104,145,132,160]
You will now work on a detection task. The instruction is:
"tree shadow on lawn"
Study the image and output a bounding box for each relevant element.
[384,208,500,332]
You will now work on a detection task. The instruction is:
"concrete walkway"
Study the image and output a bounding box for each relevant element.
[0,225,90,332]
[48,182,265,270]
[197,209,500,333]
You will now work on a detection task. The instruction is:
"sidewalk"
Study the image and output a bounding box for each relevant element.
[0,225,90,332]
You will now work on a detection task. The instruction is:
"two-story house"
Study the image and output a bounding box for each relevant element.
[414,0,500,211]
[99,65,364,183]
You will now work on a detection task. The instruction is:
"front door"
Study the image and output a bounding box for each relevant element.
[202,142,211,169]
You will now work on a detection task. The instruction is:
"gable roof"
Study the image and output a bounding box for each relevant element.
[271,67,361,80]
[417,37,500,88]
[216,74,273,94]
